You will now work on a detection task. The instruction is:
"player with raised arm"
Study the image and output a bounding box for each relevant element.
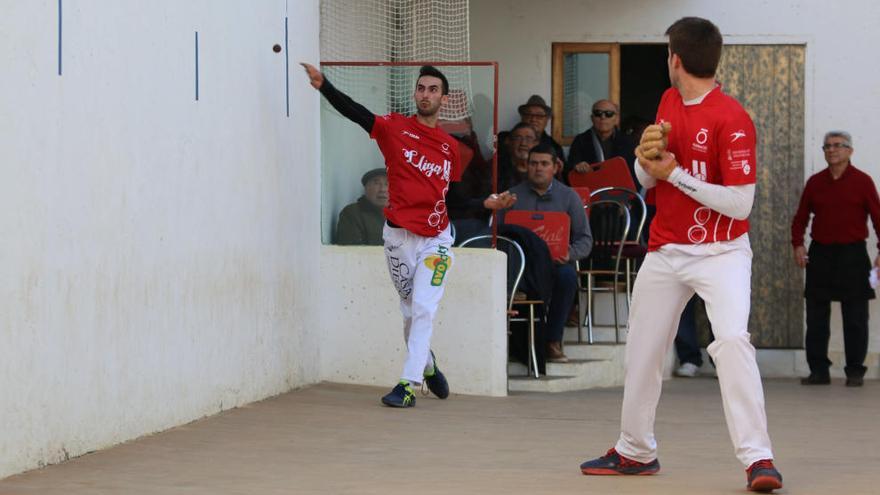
[301,63,514,408]
[578,18,783,492]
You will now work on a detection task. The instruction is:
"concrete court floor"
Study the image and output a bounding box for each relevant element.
[2,378,879,495]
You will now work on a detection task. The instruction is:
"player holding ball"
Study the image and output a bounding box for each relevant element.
[578,17,783,492]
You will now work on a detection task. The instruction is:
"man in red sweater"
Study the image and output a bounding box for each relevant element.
[791,130,880,387]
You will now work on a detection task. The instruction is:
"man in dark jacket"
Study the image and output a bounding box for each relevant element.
[336,168,388,245]
[565,99,638,189]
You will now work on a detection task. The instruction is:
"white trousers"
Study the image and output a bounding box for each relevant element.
[383,223,453,384]
[615,239,774,467]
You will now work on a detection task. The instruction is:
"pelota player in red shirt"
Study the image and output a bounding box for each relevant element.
[579,18,783,492]
[301,63,515,408]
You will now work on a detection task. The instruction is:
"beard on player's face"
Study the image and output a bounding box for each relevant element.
[416,99,442,117]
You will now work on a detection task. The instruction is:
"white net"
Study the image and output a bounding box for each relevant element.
[319,0,472,120]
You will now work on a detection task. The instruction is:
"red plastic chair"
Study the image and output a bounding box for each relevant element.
[503,210,571,261]
[572,186,592,207]
[567,156,635,191]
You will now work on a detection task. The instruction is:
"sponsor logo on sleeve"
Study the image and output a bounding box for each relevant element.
[729,159,751,175]
[728,148,753,175]
[730,130,747,142]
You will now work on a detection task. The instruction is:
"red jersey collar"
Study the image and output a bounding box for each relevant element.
[408,114,441,133]
[680,83,722,106]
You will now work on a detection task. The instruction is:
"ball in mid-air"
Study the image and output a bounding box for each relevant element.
[273,44,282,53]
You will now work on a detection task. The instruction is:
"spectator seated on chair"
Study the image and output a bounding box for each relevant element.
[564,99,638,190]
[449,122,538,234]
[498,94,566,164]
[336,168,388,246]
[499,142,593,362]
[498,123,539,192]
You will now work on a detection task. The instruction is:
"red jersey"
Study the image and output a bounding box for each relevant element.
[648,86,757,250]
[371,113,462,237]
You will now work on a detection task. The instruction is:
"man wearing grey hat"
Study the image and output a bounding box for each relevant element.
[517,94,565,162]
[336,168,388,246]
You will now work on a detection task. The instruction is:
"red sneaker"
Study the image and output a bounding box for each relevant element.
[580,448,660,475]
[746,459,783,492]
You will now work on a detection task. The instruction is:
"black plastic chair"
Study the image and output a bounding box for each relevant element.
[590,187,648,311]
[575,200,631,343]
[459,235,542,378]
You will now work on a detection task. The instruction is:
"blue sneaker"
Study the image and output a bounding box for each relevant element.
[423,351,449,399]
[381,381,416,408]
[580,448,660,475]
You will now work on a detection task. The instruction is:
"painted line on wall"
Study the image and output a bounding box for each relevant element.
[285,17,290,117]
[195,31,199,101]
[57,0,62,75]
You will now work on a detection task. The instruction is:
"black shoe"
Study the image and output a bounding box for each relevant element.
[381,382,416,408]
[580,448,660,475]
[423,352,449,399]
[846,376,864,387]
[746,459,783,492]
[800,374,830,385]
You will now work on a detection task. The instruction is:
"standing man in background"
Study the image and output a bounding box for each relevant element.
[791,130,880,387]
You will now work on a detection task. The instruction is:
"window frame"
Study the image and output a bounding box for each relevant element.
[551,42,620,146]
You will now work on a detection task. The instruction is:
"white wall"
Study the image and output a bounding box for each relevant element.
[318,246,509,397]
[471,0,880,355]
[0,0,322,478]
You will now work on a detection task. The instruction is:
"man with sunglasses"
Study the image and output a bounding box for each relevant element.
[564,100,637,187]
[791,131,880,387]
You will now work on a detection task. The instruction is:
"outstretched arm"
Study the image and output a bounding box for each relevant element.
[301,62,375,134]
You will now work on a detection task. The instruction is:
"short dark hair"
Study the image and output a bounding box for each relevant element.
[528,142,558,161]
[417,65,449,95]
[665,17,723,78]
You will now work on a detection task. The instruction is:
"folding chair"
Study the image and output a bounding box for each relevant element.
[459,235,542,378]
[575,200,630,343]
[589,187,648,310]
